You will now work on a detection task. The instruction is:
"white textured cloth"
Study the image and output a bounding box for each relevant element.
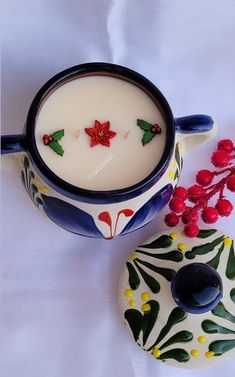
[1,1,235,376]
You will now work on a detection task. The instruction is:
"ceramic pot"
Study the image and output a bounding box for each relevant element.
[1,63,217,239]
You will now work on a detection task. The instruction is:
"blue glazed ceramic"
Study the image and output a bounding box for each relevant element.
[1,63,217,238]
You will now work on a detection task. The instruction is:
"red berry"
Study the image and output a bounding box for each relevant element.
[211,150,230,168]
[151,124,161,134]
[227,175,235,192]
[48,136,54,143]
[164,212,180,227]
[201,207,219,224]
[187,185,205,203]
[169,197,186,213]
[217,139,234,153]
[184,223,200,238]
[43,134,50,145]
[182,208,198,224]
[215,199,233,217]
[196,170,214,186]
[173,186,188,200]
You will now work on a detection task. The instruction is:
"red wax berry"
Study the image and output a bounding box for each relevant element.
[187,185,205,203]
[182,208,198,224]
[215,199,233,217]
[227,175,235,192]
[151,124,161,134]
[169,197,186,213]
[164,212,180,227]
[43,134,50,145]
[184,223,200,238]
[173,186,188,200]
[196,170,214,186]
[217,139,234,153]
[211,150,229,168]
[201,207,219,224]
[48,136,53,143]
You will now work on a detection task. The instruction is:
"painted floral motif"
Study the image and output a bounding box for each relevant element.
[20,156,43,208]
[98,209,134,239]
[168,142,184,182]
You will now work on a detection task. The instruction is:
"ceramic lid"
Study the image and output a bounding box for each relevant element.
[118,228,235,369]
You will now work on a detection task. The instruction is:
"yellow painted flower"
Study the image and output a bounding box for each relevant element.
[173,160,177,168]
[224,237,233,247]
[141,303,151,312]
[169,232,178,240]
[198,335,206,344]
[177,243,187,252]
[168,170,175,180]
[19,157,24,167]
[152,348,161,358]
[39,186,49,193]
[178,141,183,150]
[191,349,200,357]
[124,289,133,298]
[129,300,136,307]
[34,178,42,186]
[205,351,215,358]
[141,292,150,301]
[129,252,138,260]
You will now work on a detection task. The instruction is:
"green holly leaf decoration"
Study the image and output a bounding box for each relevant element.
[142,131,156,146]
[52,129,64,142]
[43,129,65,156]
[137,119,152,131]
[49,140,64,156]
[137,119,161,146]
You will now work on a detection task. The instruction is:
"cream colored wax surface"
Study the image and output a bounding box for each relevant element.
[35,75,166,190]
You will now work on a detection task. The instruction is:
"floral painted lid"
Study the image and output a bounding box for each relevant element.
[118,228,235,369]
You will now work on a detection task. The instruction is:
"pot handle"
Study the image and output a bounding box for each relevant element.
[175,115,217,153]
[1,134,27,155]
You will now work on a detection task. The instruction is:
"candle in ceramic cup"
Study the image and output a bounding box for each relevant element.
[35,75,166,190]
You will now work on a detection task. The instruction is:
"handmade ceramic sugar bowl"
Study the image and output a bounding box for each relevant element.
[1,63,217,239]
[119,228,235,368]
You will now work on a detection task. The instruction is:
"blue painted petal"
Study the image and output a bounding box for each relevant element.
[41,195,103,238]
[121,184,173,235]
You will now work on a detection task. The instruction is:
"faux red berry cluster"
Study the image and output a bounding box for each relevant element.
[165,139,235,237]
[43,134,54,145]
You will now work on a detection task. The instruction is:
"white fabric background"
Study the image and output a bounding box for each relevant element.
[1,1,235,376]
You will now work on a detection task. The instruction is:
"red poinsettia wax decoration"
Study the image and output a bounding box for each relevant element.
[164,138,235,238]
[85,120,117,147]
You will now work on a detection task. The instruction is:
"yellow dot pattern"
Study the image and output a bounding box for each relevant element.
[198,336,206,344]
[191,349,200,357]
[129,300,136,307]
[141,292,150,301]
[169,232,178,240]
[205,351,215,358]
[179,141,184,150]
[152,348,161,358]
[141,303,151,312]
[168,171,175,180]
[129,252,138,260]
[124,289,133,298]
[224,237,233,247]
[177,243,187,252]
[39,186,49,193]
